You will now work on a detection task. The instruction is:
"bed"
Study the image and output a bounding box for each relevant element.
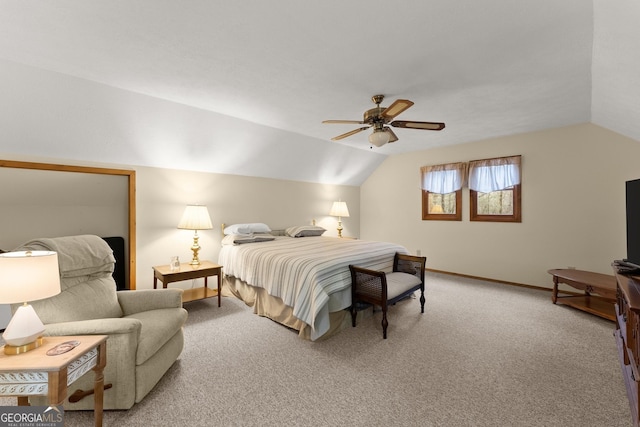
[218,224,408,341]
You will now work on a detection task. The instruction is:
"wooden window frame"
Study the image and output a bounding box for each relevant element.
[422,189,462,221]
[470,184,521,223]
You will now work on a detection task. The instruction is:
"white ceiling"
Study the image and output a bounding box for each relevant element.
[0,1,638,168]
[0,0,594,154]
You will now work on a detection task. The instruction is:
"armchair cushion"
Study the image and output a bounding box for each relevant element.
[14,235,123,323]
[29,276,123,323]
[16,235,115,278]
[127,307,188,365]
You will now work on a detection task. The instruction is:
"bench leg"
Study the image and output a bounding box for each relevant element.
[351,304,357,327]
[381,308,388,339]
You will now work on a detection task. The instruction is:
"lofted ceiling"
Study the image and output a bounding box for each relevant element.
[0,1,638,178]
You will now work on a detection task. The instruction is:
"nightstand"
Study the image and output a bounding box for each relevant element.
[0,335,107,427]
[153,260,223,306]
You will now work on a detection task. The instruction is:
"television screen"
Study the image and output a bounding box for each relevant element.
[626,178,640,268]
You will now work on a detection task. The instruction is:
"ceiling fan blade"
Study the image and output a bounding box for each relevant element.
[384,127,399,143]
[391,120,446,131]
[381,99,414,120]
[322,120,365,124]
[331,127,370,141]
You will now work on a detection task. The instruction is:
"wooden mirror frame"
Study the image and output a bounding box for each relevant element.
[0,160,137,289]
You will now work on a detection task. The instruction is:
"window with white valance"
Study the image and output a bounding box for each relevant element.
[468,155,522,222]
[468,155,521,192]
[420,162,466,221]
[421,162,467,193]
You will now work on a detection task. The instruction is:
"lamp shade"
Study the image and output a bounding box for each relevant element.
[369,130,390,147]
[329,201,350,218]
[0,251,61,304]
[178,205,213,230]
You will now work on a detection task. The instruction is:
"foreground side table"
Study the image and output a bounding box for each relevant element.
[153,260,223,306]
[0,335,107,427]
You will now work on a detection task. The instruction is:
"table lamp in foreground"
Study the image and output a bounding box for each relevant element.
[0,250,61,355]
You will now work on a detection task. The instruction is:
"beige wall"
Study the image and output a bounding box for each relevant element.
[135,165,359,289]
[361,123,640,288]
[4,122,638,311]
[0,155,359,292]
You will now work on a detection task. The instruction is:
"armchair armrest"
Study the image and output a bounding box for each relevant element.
[117,289,183,316]
[44,317,142,336]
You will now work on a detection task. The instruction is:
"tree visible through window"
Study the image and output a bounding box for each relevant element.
[468,155,521,222]
[420,162,466,221]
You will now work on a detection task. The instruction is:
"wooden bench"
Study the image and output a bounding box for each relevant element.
[548,268,616,321]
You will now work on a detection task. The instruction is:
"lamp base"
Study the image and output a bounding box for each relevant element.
[190,231,202,265]
[3,336,44,355]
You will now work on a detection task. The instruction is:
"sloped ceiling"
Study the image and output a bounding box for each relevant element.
[0,1,638,185]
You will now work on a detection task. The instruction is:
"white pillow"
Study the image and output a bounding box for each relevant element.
[224,223,271,235]
[285,225,326,237]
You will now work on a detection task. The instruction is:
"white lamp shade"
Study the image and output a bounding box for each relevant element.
[0,251,61,304]
[329,201,350,218]
[178,205,213,230]
[369,130,390,147]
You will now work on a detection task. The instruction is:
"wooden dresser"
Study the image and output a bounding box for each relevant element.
[614,268,640,427]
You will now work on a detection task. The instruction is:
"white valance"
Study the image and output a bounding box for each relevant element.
[468,155,521,193]
[420,162,467,194]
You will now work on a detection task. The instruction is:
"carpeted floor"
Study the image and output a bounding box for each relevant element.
[1,272,631,426]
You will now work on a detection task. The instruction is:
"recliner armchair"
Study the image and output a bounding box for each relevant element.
[349,252,426,339]
[11,235,188,410]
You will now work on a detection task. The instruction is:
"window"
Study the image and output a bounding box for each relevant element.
[468,155,521,222]
[421,162,466,221]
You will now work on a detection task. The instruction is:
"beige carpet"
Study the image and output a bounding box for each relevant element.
[1,272,631,426]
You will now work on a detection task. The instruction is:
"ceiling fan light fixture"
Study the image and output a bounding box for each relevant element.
[369,129,390,147]
[323,94,446,146]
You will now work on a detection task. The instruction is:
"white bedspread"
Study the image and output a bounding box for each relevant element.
[218,236,407,340]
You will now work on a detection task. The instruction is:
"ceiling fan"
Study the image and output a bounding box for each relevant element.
[322,94,445,147]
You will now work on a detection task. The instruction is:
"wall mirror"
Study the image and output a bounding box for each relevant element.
[0,160,136,290]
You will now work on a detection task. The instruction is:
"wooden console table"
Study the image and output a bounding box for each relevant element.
[153,260,222,306]
[548,268,616,321]
[0,335,107,427]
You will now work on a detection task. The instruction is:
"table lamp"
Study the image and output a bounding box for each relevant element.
[178,204,213,265]
[329,201,350,238]
[0,250,61,355]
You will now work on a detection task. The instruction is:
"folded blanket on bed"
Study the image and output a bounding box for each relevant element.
[221,233,276,245]
[15,234,115,278]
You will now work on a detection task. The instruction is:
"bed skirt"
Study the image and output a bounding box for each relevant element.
[222,275,354,341]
